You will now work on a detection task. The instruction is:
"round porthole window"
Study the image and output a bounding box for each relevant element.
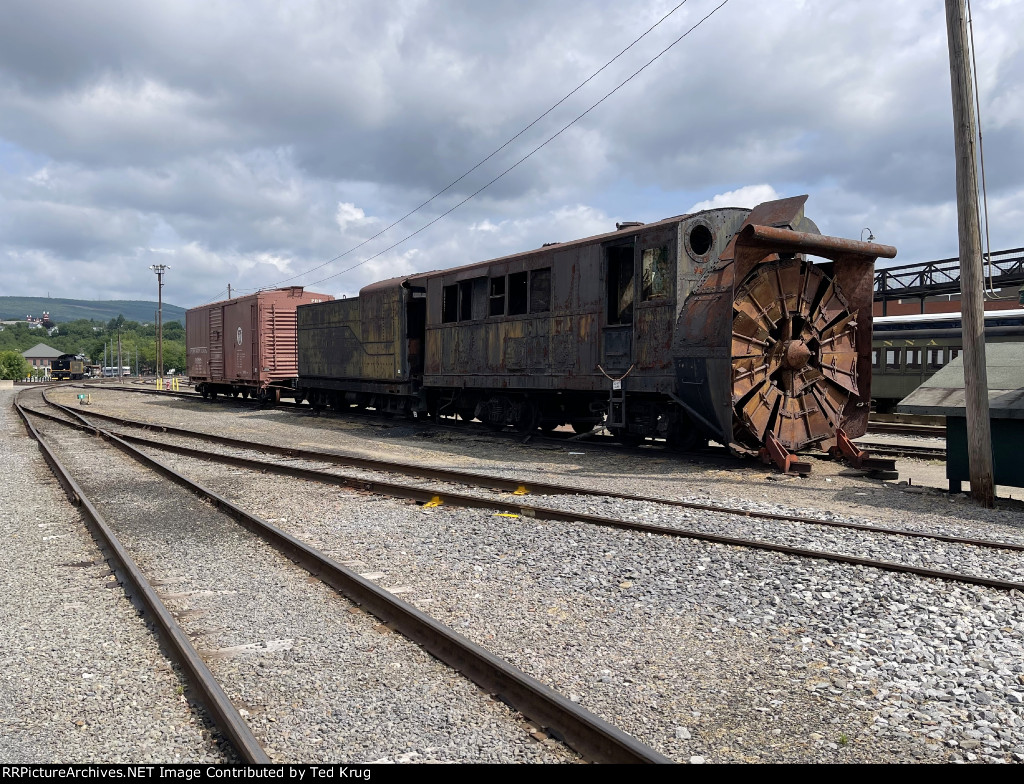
[688,223,714,257]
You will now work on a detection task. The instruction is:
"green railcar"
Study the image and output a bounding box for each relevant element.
[871,310,1024,412]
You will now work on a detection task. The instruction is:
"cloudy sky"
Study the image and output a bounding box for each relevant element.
[0,0,1021,309]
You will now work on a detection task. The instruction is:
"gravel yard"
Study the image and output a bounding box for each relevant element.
[20,388,581,764]
[18,386,1024,763]
[0,388,228,763]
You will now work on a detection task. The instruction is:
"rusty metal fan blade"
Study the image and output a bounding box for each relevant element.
[810,279,849,333]
[732,357,768,402]
[773,393,832,450]
[787,366,824,397]
[773,261,805,322]
[735,266,786,328]
[731,310,773,358]
[799,264,825,323]
[818,311,860,395]
[809,380,847,431]
[732,284,773,328]
[739,382,781,443]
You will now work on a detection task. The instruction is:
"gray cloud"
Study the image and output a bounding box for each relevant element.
[0,0,1021,309]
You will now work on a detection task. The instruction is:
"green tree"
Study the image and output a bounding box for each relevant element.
[0,350,30,380]
[162,341,186,374]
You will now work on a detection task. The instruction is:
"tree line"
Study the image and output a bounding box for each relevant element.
[0,316,186,380]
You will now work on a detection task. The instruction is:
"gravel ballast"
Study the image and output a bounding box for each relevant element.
[0,388,228,763]
[25,388,582,764]
[30,387,1024,763]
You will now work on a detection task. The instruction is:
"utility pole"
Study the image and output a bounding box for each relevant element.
[228,284,232,299]
[945,0,995,507]
[150,264,169,377]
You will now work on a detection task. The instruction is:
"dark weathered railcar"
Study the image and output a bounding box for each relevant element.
[186,287,333,403]
[51,353,85,381]
[295,196,895,461]
[296,278,425,413]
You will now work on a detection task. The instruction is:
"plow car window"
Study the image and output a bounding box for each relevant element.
[606,246,635,325]
[885,348,901,370]
[927,348,945,369]
[445,277,488,322]
[442,284,459,323]
[642,246,670,300]
[906,348,923,369]
[529,268,551,314]
[489,277,506,316]
[508,271,529,315]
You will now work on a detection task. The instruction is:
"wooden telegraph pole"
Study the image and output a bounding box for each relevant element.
[945,0,995,507]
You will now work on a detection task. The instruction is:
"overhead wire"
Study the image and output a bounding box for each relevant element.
[304,0,731,290]
[966,0,1002,300]
[205,0,700,302]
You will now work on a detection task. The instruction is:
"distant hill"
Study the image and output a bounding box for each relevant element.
[0,297,185,325]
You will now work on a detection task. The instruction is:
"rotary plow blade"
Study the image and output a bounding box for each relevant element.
[726,218,897,475]
[732,257,854,456]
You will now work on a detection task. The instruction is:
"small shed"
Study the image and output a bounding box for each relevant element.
[898,342,1024,492]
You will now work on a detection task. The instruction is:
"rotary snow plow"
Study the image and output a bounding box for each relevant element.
[674,196,897,474]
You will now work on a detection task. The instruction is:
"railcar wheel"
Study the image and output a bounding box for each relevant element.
[731,258,858,451]
[570,421,594,435]
[611,428,643,447]
[511,400,539,434]
[667,429,706,452]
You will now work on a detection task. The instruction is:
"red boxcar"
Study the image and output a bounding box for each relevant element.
[186,287,334,404]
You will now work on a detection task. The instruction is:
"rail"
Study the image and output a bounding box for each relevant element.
[33,389,671,765]
[29,395,1024,593]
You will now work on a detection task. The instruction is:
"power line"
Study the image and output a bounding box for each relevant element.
[303,0,731,290]
[209,0,695,303]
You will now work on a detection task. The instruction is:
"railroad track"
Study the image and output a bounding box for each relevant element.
[16,386,669,764]
[77,383,905,475]
[15,391,266,763]
[867,422,947,438]
[856,441,947,461]
[31,389,1024,594]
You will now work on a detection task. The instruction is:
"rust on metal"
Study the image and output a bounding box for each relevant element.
[187,287,333,398]
[831,427,897,473]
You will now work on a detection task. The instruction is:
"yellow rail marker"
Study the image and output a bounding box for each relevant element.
[423,496,444,508]
[494,513,520,518]
[513,485,529,495]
